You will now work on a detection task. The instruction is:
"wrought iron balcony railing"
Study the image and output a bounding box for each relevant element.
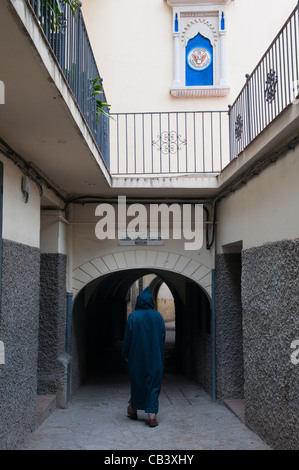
[109,5,298,176]
[25,2,298,177]
[229,5,298,160]
[109,111,230,175]
[26,0,110,169]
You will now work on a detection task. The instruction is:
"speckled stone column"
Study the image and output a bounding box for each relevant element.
[242,239,299,450]
[0,240,40,450]
[38,253,69,408]
[215,253,244,400]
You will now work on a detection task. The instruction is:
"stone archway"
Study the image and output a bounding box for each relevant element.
[71,263,214,395]
[72,249,212,300]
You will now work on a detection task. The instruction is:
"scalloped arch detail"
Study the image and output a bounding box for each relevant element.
[181,18,218,45]
[72,249,212,300]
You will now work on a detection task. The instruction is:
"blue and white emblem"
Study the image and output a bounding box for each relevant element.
[187,47,211,71]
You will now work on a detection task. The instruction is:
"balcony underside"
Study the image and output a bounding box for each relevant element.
[0,0,112,202]
[0,1,298,205]
[0,0,226,202]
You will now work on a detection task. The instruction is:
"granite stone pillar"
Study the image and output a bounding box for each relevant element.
[0,240,40,449]
[215,253,244,400]
[242,240,299,450]
[38,253,70,408]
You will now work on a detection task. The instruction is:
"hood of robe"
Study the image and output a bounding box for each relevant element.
[135,286,155,310]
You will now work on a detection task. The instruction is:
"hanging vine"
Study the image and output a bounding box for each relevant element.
[91,78,112,123]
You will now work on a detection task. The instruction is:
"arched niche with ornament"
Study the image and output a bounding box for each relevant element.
[167,0,231,98]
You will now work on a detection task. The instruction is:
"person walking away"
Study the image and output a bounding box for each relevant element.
[122,286,166,427]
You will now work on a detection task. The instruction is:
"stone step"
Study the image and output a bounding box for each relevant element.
[36,395,56,427]
[224,399,245,423]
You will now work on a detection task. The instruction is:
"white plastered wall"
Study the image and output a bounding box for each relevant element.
[82,0,297,112]
[70,203,213,299]
[0,156,40,248]
[216,144,299,253]
[40,211,73,292]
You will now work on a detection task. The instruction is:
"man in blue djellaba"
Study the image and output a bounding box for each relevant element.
[122,286,166,427]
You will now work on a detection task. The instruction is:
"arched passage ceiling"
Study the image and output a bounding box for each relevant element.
[79,267,211,311]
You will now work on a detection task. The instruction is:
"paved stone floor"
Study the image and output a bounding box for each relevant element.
[22,324,271,451]
[22,372,271,451]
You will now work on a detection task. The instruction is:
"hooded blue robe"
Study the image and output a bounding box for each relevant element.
[122,286,166,414]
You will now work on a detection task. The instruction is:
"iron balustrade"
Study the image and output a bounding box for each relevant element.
[26,0,110,169]
[109,5,298,176]
[229,5,299,161]
[110,111,230,175]
[25,2,298,176]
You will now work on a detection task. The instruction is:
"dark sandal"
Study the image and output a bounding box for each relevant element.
[148,418,158,427]
[127,404,138,420]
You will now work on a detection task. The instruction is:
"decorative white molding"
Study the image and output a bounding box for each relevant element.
[181,17,218,45]
[180,11,219,17]
[170,85,230,97]
[167,1,232,6]
[72,250,212,299]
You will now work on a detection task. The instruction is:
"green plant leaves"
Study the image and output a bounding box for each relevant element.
[44,0,80,32]
[91,78,112,122]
